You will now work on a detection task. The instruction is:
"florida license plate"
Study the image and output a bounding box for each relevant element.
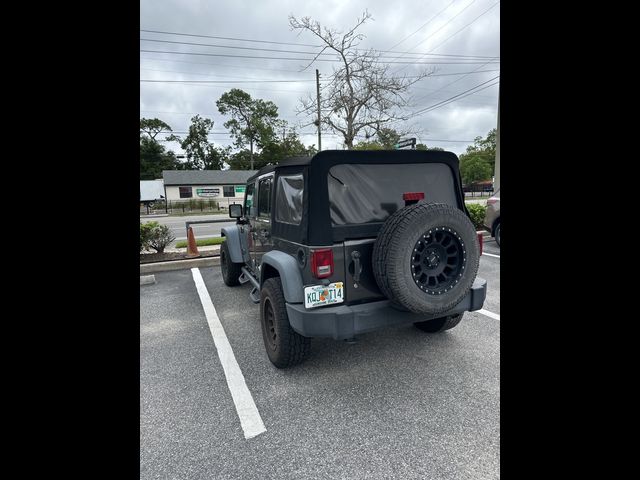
[304,282,344,309]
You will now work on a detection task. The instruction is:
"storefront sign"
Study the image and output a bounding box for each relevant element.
[196,188,220,197]
[235,185,246,195]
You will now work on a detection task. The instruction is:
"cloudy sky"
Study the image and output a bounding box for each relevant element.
[140,0,499,158]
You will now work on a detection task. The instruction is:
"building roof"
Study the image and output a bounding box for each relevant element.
[162,169,258,186]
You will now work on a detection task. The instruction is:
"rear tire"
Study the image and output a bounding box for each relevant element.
[494,221,501,247]
[220,241,242,286]
[414,313,464,333]
[260,277,310,368]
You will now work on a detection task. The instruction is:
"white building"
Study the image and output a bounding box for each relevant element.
[162,170,257,207]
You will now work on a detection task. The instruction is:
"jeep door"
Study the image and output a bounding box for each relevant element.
[251,174,274,269]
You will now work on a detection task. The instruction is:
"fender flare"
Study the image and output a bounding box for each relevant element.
[220,225,244,263]
[260,251,304,304]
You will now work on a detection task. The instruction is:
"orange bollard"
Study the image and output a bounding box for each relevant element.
[186,226,201,258]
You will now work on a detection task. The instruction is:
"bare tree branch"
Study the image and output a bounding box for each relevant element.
[289,11,433,149]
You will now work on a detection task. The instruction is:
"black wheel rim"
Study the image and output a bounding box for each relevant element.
[410,227,466,295]
[263,298,277,350]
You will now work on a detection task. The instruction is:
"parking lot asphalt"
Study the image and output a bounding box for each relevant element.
[140,249,500,480]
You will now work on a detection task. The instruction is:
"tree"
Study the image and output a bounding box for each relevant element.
[415,143,444,151]
[228,128,317,170]
[140,118,173,140]
[460,156,492,185]
[140,138,179,179]
[353,127,402,149]
[459,128,496,169]
[140,118,179,179]
[227,149,255,171]
[376,128,401,149]
[166,115,227,170]
[352,140,384,150]
[261,128,317,164]
[289,11,431,149]
[216,89,280,169]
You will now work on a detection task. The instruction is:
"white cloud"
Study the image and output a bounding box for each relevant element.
[140,0,499,155]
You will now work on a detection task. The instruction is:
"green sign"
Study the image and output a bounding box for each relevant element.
[235,185,246,195]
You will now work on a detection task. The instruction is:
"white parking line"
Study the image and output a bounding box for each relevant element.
[477,309,500,320]
[482,252,500,258]
[191,268,266,440]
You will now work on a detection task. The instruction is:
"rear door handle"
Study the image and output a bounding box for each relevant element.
[351,251,362,283]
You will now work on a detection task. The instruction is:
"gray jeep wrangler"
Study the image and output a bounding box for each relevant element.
[221,150,487,368]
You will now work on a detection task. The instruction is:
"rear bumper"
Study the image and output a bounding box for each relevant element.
[286,277,487,340]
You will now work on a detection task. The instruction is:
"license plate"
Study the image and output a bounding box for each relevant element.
[304,282,344,309]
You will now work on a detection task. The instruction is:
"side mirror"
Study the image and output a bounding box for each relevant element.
[229,204,243,219]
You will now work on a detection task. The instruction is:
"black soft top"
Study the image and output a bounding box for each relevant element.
[246,155,312,182]
[249,149,465,245]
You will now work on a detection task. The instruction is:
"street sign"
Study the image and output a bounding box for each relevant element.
[394,138,416,149]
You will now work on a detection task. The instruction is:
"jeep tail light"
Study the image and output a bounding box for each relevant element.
[477,232,484,255]
[403,191,425,206]
[402,192,425,202]
[310,248,334,279]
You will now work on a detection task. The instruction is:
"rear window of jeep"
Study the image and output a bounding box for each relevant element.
[327,163,458,225]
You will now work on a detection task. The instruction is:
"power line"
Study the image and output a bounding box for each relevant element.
[140,55,305,73]
[140,79,314,83]
[424,69,499,77]
[140,29,323,48]
[419,138,475,143]
[413,61,497,104]
[140,49,499,64]
[140,81,312,94]
[140,110,217,115]
[427,1,500,54]
[399,0,477,61]
[139,67,310,80]
[408,76,499,117]
[140,65,499,80]
[394,0,499,74]
[141,38,326,56]
[140,36,497,61]
[386,0,456,53]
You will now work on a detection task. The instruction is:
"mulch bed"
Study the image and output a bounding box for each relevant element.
[140,250,219,264]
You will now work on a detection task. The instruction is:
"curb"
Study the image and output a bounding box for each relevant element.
[140,256,220,274]
[140,275,156,285]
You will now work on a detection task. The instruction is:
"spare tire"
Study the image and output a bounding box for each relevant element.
[372,202,480,315]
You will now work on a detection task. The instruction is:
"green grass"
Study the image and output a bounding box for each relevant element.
[168,210,228,217]
[175,237,226,248]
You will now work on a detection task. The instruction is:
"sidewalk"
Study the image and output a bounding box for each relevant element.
[164,244,221,254]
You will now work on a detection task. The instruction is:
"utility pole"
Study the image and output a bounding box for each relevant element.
[316,69,322,151]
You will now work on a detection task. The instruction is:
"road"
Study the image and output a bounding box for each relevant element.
[141,210,492,244]
[140,243,500,479]
[141,214,236,245]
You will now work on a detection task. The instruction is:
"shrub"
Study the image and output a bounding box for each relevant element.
[466,203,487,229]
[140,221,158,252]
[146,224,175,254]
